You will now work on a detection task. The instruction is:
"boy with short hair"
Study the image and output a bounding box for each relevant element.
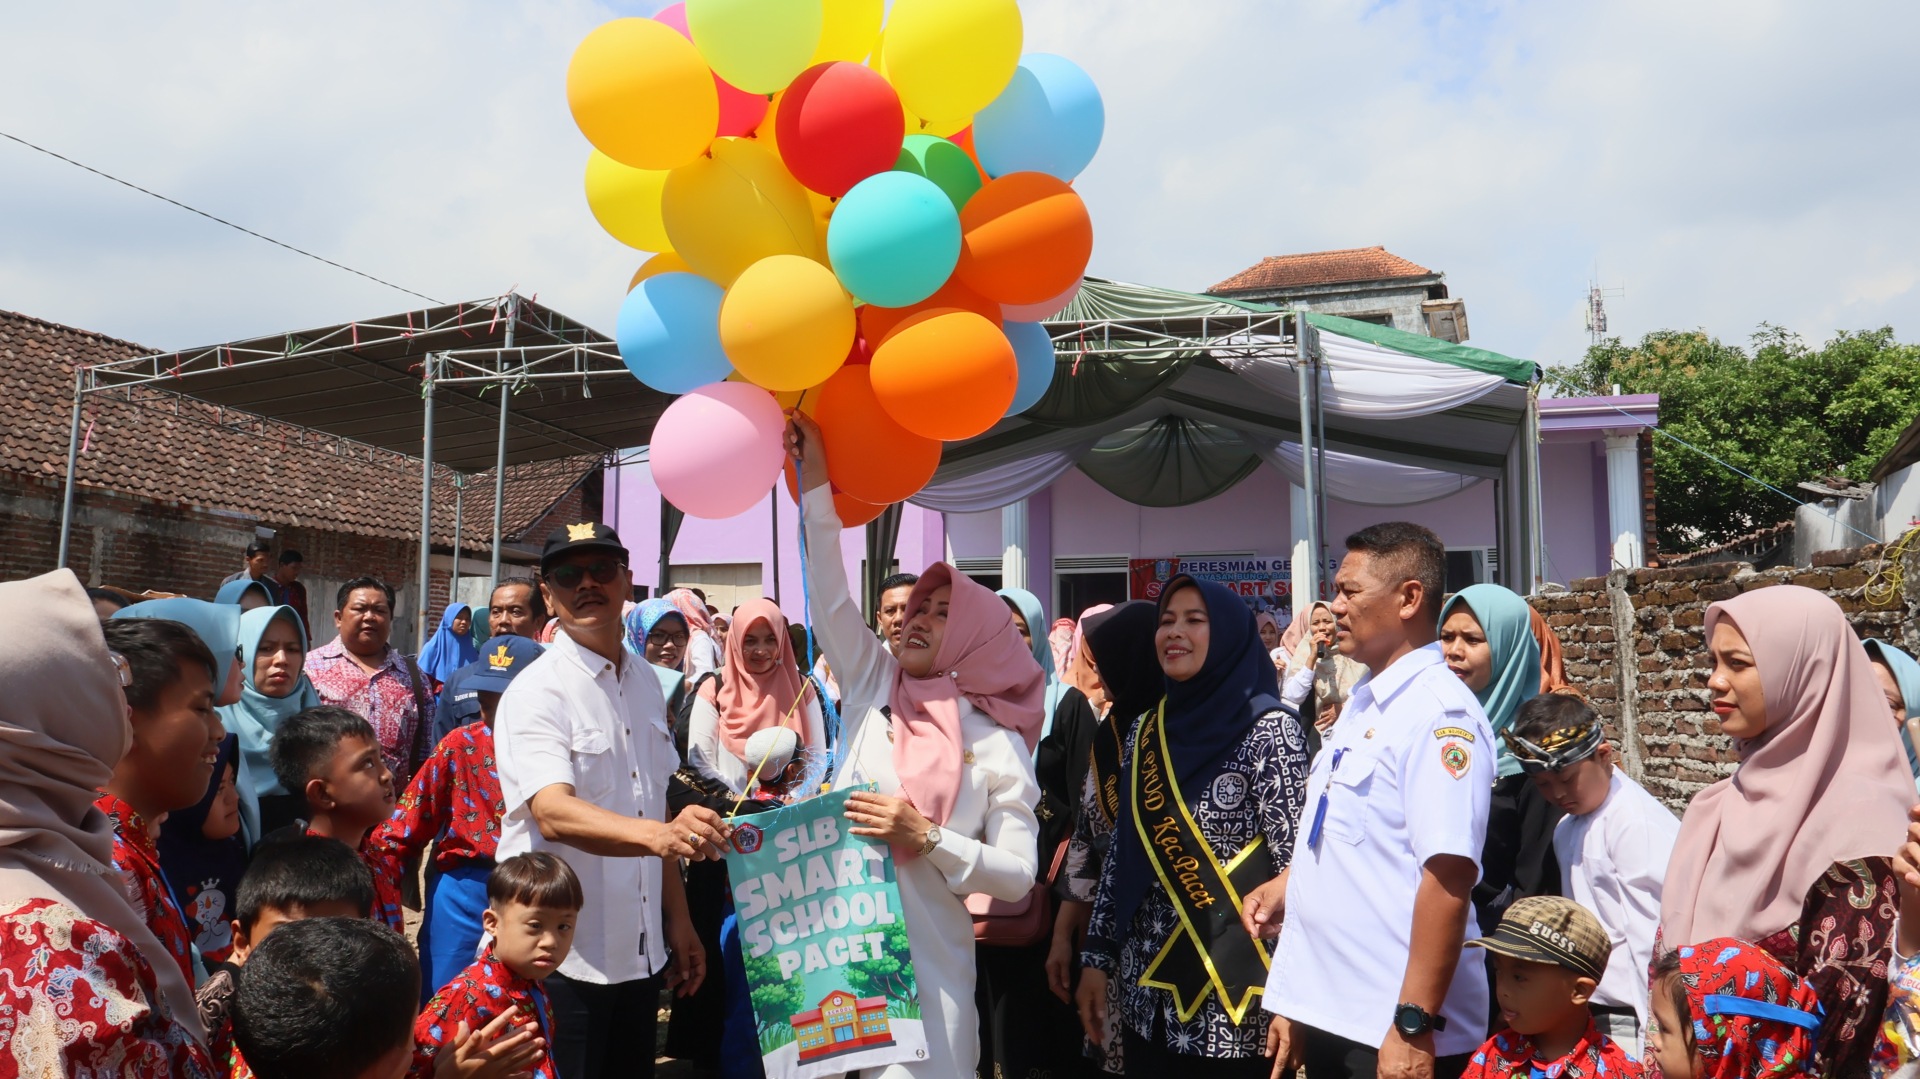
[371,634,540,1000]
[409,851,584,1079]
[1462,895,1646,1078]
[1508,693,1679,1054]
[197,835,376,1079]
[98,616,228,988]
[270,705,406,931]
[231,916,421,1079]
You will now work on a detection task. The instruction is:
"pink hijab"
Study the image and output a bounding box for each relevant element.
[1064,604,1113,698]
[888,564,1046,825]
[713,599,810,758]
[666,588,713,635]
[1046,618,1075,675]
[1660,585,1912,947]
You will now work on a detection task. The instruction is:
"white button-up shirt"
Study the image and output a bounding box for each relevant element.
[495,629,676,985]
[1264,643,1493,1057]
[1554,767,1679,1026]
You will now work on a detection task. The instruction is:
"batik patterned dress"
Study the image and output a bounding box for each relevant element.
[1462,1020,1644,1079]
[1752,858,1898,1078]
[409,949,556,1079]
[369,721,504,872]
[95,793,195,989]
[306,826,407,933]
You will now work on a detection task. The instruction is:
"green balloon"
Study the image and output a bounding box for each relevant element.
[892,134,983,214]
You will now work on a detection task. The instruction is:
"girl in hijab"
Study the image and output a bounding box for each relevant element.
[415,602,476,694]
[0,569,214,1073]
[222,604,320,839]
[667,588,722,679]
[213,578,273,612]
[1529,606,1571,694]
[1863,638,1920,792]
[1255,609,1285,676]
[1661,585,1913,1076]
[1077,578,1310,1075]
[1049,617,1077,676]
[626,598,691,703]
[686,598,825,794]
[789,412,1044,1079]
[1437,584,1561,940]
[1282,600,1366,732]
[157,735,245,966]
[1000,587,1067,722]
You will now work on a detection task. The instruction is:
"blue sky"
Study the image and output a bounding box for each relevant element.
[3,0,1918,370]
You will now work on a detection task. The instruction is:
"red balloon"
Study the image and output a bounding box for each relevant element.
[656,2,768,137]
[775,62,905,198]
[858,275,1002,347]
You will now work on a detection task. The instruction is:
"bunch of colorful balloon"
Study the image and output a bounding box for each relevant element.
[569,0,1102,520]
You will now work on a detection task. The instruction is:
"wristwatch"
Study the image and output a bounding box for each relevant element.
[1393,1003,1446,1037]
[917,825,942,856]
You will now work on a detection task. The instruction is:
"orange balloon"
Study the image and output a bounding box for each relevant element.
[858,275,1001,347]
[812,365,942,504]
[782,459,886,526]
[869,309,1017,441]
[630,252,694,290]
[955,172,1092,306]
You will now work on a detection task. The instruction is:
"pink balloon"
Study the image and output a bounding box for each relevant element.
[656,2,769,138]
[649,381,787,519]
[1001,281,1082,322]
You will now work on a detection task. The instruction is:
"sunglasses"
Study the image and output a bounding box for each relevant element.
[544,559,624,590]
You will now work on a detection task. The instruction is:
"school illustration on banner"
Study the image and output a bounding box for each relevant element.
[725,786,926,1078]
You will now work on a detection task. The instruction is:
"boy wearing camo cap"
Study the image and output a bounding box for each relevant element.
[1461,895,1646,1078]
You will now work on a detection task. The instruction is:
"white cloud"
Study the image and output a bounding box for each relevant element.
[3,0,1917,370]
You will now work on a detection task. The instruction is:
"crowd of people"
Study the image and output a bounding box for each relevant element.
[10,412,1920,1079]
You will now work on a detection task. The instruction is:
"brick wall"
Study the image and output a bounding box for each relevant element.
[1533,545,1903,811]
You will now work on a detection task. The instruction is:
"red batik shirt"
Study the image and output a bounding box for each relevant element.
[369,722,503,873]
[96,792,196,989]
[304,638,425,788]
[1463,1019,1646,1079]
[409,948,557,1079]
[0,897,216,1079]
[305,826,407,933]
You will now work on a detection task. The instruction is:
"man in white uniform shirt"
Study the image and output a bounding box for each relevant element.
[1246,522,1492,1079]
[495,522,732,1079]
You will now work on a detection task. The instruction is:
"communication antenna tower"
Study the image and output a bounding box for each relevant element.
[1584,276,1624,348]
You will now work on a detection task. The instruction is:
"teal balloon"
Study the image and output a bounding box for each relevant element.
[974,54,1105,181]
[892,133,983,213]
[1004,320,1055,415]
[616,272,730,394]
[826,171,960,308]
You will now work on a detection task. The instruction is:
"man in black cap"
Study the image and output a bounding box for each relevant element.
[491,521,731,1079]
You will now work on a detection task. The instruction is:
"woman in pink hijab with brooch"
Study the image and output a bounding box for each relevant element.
[1660,584,1912,1076]
[786,412,1044,1079]
[685,597,826,795]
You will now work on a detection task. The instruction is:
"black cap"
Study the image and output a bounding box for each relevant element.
[540,521,629,573]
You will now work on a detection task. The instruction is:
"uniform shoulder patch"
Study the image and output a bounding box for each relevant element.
[1433,726,1475,744]
[1439,740,1471,780]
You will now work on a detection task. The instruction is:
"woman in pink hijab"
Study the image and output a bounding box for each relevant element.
[1047,618,1076,676]
[665,587,721,679]
[685,598,824,796]
[787,412,1044,1079]
[1660,584,1912,1076]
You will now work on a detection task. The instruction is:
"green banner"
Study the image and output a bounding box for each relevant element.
[725,786,926,1078]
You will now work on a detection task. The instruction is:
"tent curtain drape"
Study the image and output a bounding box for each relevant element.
[1261,441,1485,506]
[1078,416,1262,507]
[910,446,1090,513]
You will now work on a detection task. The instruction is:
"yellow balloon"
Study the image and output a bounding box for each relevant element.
[685,0,823,95]
[719,255,855,392]
[727,370,813,411]
[881,0,1022,124]
[899,98,973,139]
[566,19,718,170]
[662,137,823,286]
[629,252,693,291]
[584,152,673,253]
[809,0,883,65]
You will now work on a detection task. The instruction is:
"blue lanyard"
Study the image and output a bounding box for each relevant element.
[1305,746,1348,851]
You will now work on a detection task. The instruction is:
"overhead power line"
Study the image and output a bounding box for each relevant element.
[0,129,443,305]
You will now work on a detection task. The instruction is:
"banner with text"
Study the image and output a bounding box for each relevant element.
[725,787,925,1079]
[1128,556,1336,621]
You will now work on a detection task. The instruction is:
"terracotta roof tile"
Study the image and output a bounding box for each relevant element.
[0,309,594,545]
[1208,246,1436,294]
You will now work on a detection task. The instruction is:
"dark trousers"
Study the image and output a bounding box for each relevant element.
[1300,1025,1469,1079]
[1120,1026,1273,1078]
[546,972,662,1079]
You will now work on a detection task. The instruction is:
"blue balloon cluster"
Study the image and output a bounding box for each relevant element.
[616,272,731,394]
[973,54,1105,182]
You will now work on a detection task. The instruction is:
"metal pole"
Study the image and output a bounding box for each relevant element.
[770,491,781,606]
[1294,313,1320,603]
[489,294,518,592]
[56,366,86,570]
[1312,329,1330,597]
[450,473,464,610]
[415,353,439,653]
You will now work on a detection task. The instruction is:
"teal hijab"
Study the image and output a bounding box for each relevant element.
[223,605,322,806]
[1861,639,1920,788]
[997,587,1065,740]
[1439,584,1541,779]
[214,578,272,606]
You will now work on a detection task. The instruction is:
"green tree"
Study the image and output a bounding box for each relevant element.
[843,920,919,1018]
[744,949,809,1052]
[1548,325,1920,552]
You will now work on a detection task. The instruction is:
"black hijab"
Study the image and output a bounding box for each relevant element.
[1083,601,1161,729]
[157,733,248,962]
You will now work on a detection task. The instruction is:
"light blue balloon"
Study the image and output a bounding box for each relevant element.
[826,172,961,309]
[973,54,1105,182]
[615,272,730,394]
[1004,320,1056,416]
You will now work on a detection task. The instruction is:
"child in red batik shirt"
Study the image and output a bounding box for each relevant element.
[410,851,583,1079]
[1648,938,1820,1079]
[1462,896,1645,1079]
[269,705,407,932]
